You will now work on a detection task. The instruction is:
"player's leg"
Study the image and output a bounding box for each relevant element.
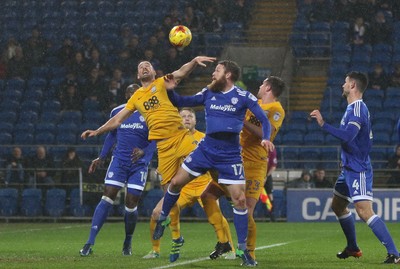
[201,181,233,259]
[122,190,141,256]
[352,169,399,263]
[245,196,258,260]
[144,197,163,259]
[80,185,120,256]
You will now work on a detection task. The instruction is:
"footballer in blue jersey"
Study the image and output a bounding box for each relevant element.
[79,84,156,257]
[153,60,274,266]
[310,71,400,264]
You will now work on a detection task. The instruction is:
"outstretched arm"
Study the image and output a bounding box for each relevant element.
[171,56,216,83]
[81,108,132,139]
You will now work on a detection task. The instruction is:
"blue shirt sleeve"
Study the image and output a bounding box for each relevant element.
[167,90,204,107]
[322,122,359,143]
[99,130,117,159]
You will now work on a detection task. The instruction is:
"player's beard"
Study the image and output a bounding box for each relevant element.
[207,77,227,92]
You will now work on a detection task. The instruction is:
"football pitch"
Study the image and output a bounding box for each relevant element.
[0,221,399,269]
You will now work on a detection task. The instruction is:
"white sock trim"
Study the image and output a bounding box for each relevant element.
[233,207,248,215]
[338,212,352,220]
[101,195,114,204]
[125,206,137,212]
[167,185,180,196]
[367,214,378,225]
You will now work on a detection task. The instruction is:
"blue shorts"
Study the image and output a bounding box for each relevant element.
[104,156,149,194]
[334,167,373,203]
[182,136,245,185]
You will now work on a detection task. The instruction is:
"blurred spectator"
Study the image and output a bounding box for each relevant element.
[81,35,96,60]
[126,35,143,65]
[110,67,127,91]
[146,35,167,62]
[161,47,184,73]
[119,24,134,48]
[115,49,135,75]
[87,47,109,78]
[312,167,333,188]
[369,10,392,44]
[7,46,29,80]
[333,0,355,22]
[202,5,222,32]
[287,170,315,189]
[169,6,182,25]
[0,55,7,79]
[143,48,161,72]
[60,147,83,191]
[390,63,400,87]
[99,79,124,112]
[27,146,56,189]
[58,37,76,68]
[59,81,83,111]
[353,0,376,21]
[23,27,48,67]
[368,63,389,90]
[68,51,89,81]
[82,67,106,101]
[2,37,19,63]
[160,15,175,36]
[4,147,26,188]
[387,145,400,187]
[351,16,370,46]
[182,5,202,33]
[224,0,251,27]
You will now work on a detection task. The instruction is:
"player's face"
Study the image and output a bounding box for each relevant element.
[208,64,227,92]
[342,76,352,97]
[137,61,156,82]
[180,110,196,131]
[257,79,269,98]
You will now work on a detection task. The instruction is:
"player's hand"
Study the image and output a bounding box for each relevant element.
[131,148,144,163]
[261,139,275,152]
[88,158,103,173]
[81,130,97,140]
[194,56,216,67]
[309,110,325,127]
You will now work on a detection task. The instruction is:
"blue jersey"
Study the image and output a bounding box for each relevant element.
[323,100,372,172]
[168,86,271,140]
[99,104,156,165]
[397,117,400,145]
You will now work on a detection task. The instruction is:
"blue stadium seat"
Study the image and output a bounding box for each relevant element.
[82,111,105,124]
[0,122,14,134]
[370,147,387,162]
[298,147,321,160]
[82,99,101,112]
[35,122,57,134]
[3,88,23,101]
[0,100,19,113]
[17,111,39,124]
[386,87,400,100]
[0,188,19,216]
[320,147,339,159]
[57,122,79,134]
[23,89,44,102]
[75,147,95,160]
[21,188,43,217]
[292,19,309,32]
[383,99,400,110]
[40,111,61,123]
[35,132,55,145]
[281,147,299,160]
[204,33,224,57]
[290,32,309,57]
[308,32,329,56]
[373,132,391,145]
[303,131,325,145]
[191,202,207,218]
[331,44,351,56]
[140,189,163,217]
[56,133,77,145]
[69,188,91,217]
[281,131,304,145]
[45,188,66,217]
[60,111,82,124]
[310,21,330,32]
[219,196,233,219]
[20,100,41,113]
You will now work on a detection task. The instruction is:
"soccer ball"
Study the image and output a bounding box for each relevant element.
[169,25,192,48]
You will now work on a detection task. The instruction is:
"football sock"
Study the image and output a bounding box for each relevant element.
[87,196,113,245]
[169,204,181,239]
[233,207,248,250]
[368,215,399,256]
[222,216,235,252]
[338,212,358,250]
[247,213,257,259]
[202,197,229,243]
[124,206,138,245]
[160,187,180,220]
[150,217,161,252]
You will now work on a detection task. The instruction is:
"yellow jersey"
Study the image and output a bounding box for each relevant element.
[125,77,185,140]
[240,100,285,163]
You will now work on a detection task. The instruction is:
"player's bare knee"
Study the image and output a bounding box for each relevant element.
[151,207,161,220]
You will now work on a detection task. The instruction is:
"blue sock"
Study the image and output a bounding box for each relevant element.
[160,186,180,220]
[233,207,248,250]
[368,215,399,256]
[338,212,359,250]
[124,206,138,244]
[87,196,113,245]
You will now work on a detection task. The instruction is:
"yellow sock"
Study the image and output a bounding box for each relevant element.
[150,217,161,253]
[169,204,181,240]
[222,216,235,252]
[247,214,256,259]
[203,197,228,243]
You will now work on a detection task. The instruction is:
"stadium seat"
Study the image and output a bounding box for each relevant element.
[386,87,400,100]
[75,147,95,160]
[0,122,14,134]
[303,131,325,145]
[20,100,41,113]
[320,147,339,159]
[17,111,39,124]
[218,196,233,219]
[60,111,82,124]
[45,188,67,217]
[21,188,43,217]
[82,111,105,124]
[0,111,18,124]
[370,147,387,162]
[69,188,91,217]
[56,133,77,145]
[373,132,391,145]
[281,147,299,160]
[40,111,61,123]
[57,122,79,134]
[141,189,163,217]
[298,147,321,160]
[191,202,207,219]
[0,188,19,216]
[281,132,304,145]
[35,132,55,145]
[13,132,34,145]
[35,122,57,134]
[383,99,400,110]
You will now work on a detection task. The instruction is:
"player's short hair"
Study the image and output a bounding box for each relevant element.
[347,71,368,93]
[266,76,285,97]
[218,60,240,82]
[179,107,196,115]
[126,83,140,94]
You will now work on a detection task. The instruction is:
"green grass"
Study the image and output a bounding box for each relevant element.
[0,221,399,268]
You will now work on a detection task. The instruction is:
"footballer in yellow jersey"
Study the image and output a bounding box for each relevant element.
[146,108,235,262]
[81,57,215,186]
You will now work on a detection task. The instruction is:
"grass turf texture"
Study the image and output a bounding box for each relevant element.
[0,221,399,269]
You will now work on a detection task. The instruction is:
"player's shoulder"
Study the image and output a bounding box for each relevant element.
[110,104,126,116]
